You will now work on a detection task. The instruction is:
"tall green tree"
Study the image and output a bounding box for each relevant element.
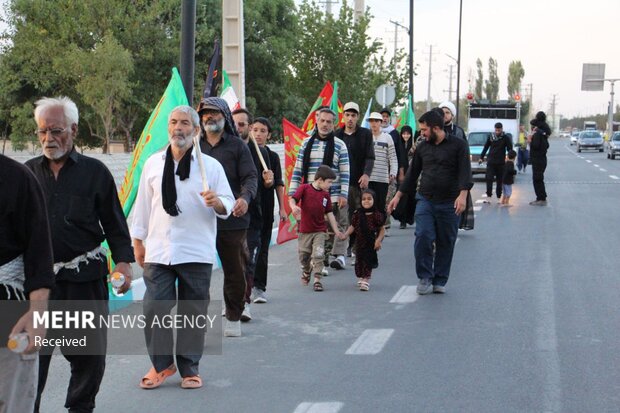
[484,57,499,103]
[475,58,483,101]
[507,60,525,100]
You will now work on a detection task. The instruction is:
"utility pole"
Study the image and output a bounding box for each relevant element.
[353,0,364,24]
[550,94,558,133]
[319,0,339,15]
[444,64,455,102]
[409,0,414,101]
[526,83,533,120]
[389,20,408,76]
[425,45,435,111]
[180,0,196,104]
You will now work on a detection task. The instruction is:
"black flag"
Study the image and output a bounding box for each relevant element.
[202,39,221,99]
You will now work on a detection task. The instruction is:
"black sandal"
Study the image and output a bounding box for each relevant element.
[301,272,310,286]
[313,281,323,292]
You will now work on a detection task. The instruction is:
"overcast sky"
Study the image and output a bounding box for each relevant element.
[307,0,620,119]
[2,1,618,119]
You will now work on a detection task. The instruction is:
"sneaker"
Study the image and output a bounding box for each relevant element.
[321,267,329,276]
[399,222,406,229]
[346,246,352,257]
[221,307,226,317]
[433,285,446,294]
[224,320,241,337]
[240,304,252,322]
[529,200,548,206]
[253,288,268,304]
[416,278,433,295]
[350,253,356,266]
[330,255,346,270]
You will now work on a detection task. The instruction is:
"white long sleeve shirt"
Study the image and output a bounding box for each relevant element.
[369,132,398,184]
[130,148,234,265]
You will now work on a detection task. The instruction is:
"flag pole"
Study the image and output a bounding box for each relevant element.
[249,131,268,171]
[193,135,209,192]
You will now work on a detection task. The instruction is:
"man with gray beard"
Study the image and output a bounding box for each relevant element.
[131,105,234,389]
[197,97,257,338]
[25,96,134,413]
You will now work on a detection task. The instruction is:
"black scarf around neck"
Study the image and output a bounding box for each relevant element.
[162,145,193,216]
[301,131,335,182]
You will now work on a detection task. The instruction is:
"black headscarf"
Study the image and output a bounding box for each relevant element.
[162,143,194,216]
[356,189,383,268]
[198,96,239,138]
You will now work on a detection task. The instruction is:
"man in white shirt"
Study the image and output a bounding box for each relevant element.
[131,105,234,390]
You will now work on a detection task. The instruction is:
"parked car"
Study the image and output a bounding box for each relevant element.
[577,131,604,152]
[570,131,580,145]
[467,131,491,175]
[606,132,620,159]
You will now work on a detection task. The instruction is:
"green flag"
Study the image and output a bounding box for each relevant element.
[117,67,189,216]
[394,94,416,133]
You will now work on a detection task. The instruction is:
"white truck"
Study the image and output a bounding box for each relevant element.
[466,102,520,175]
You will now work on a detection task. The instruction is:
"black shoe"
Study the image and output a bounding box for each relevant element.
[399,223,406,229]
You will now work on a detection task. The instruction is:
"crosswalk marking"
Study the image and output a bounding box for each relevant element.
[390,286,419,304]
[475,199,485,204]
[610,175,619,180]
[600,168,607,172]
[473,206,482,212]
[594,164,599,167]
[586,160,592,163]
[294,402,344,413]
[345,329,394,355]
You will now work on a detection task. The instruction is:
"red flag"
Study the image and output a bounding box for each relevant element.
[277,118,308,244]
[301,81,345,132]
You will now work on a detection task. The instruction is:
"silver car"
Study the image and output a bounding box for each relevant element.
[577,131,604,153]
[606,132,620,160]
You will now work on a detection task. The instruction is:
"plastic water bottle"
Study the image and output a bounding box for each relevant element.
[110,272,126,295]
[7,332,28,354]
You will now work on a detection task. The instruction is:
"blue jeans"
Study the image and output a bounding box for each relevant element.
[414,194,460,286]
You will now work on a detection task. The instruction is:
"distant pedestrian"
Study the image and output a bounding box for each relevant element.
[342,189,385,291]
[290,165,344,292]
[439,101,466,140]
[501,150,517,206]
[528,111,551,206]
[516,125,530,173]
[387,109,472,295]
[480,122,513,202]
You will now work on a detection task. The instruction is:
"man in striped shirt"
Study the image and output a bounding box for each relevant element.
[289,108,350,270]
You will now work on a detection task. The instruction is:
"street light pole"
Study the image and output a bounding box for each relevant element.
[455,0,463,125]
[180,0,196,104]
[409,0,414,100]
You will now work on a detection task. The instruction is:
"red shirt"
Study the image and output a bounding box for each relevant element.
[292,183,332,233]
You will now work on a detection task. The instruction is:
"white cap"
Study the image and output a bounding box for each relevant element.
[343,102,360,113]
[367,112,383,121]
[439,101,457,116]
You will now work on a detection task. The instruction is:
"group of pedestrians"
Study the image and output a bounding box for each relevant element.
[0,91,551,412]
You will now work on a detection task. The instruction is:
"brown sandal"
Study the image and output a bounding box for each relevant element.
[301,272,311,286]
[313,281,323,292]
[181,375,202,389]
[139,364,177,389]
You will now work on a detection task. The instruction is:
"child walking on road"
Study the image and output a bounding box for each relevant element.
[290,165,343,292]
[501,150,517,205]
[342,189,386,291]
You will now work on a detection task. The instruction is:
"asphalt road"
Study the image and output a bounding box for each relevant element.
[39,138,620,412]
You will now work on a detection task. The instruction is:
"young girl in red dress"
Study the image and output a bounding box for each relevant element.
[342,189,386,291]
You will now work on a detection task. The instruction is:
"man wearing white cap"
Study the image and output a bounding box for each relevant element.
[335,102,375,262]
[439,101,466,140]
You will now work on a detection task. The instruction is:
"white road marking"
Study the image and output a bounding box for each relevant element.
[610,175,619,180]
[473,206,482,212]
[600,168,607,172]
[294,402,344,413]
[586,160,592,163]
[345,329,394,355]
[594,164,599,167]
[475,199,485,204]
[390,286,419,304]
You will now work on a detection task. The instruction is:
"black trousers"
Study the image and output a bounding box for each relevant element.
[369,181,389,216]
[531,158,547,200]
[254,220,274,292]
[216,229,248,321]
[485,163,505,198]
[245,227,262,302]
[35,276,108,413]
[142,262,212,378]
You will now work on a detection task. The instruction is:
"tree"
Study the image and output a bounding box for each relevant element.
[484,57,499,103]
[475,58,483,100]
[507,60,525,100]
